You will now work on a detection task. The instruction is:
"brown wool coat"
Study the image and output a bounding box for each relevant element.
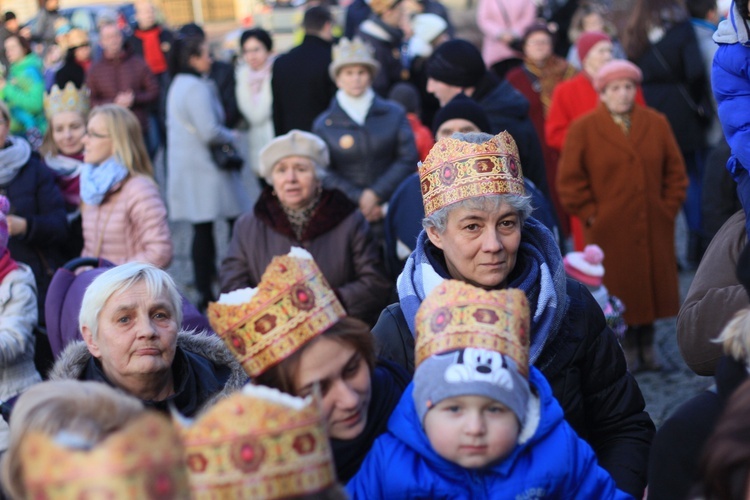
[557,103,688,325]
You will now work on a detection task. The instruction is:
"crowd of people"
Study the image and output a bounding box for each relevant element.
[0,0,746,497]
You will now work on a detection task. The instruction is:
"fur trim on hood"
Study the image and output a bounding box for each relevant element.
[714,1,750,45]
[49,330,247,394]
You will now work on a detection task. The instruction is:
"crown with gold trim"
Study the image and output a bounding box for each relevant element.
[44,81,90,119]
[208,248,346,378]
[415,281,530,377]
[419,131,525,217]
[19,412,190,499]
[175,384,337,499]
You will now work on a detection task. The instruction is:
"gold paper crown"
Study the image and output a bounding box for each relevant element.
[419,131,525,217]
[44,81,91,119]
[415,281,531,376]
[330,36,381,80]
[175,384,336,499]
[20,412,190,499]
[208,249,346,378]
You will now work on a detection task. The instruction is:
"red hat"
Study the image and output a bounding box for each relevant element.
[594,59,643,92]
[576,30,611,62]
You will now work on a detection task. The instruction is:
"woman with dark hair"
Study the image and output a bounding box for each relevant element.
[1,34,46,147]
[210,250,409,482]
[166,35,251,311]
[236,28,275,193]
[622,0,711,267]
[54,29,92,90]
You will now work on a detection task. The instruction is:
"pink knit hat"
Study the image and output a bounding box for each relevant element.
[576,30,611,63]
[593,59,643,92]
[564,245,605,287]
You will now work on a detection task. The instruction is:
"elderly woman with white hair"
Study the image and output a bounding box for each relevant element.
[372,131,654,498]
[219,129,391,325]
[49,262,245,416]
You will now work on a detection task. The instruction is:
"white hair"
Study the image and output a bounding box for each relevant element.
[79,262,183,340]
[714,308,750,365]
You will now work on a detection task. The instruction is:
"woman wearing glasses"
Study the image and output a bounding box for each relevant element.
[79,104,172,268]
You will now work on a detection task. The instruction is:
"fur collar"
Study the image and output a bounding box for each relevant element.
[49,331,247,394]
[254,187,357,242]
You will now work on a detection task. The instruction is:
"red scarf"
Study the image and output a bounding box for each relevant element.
[0,249,19,283]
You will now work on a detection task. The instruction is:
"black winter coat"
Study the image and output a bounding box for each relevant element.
[633,20,710,153]
[357,16,405,97]
[372,278,655,498]
[313,95,418,204]
[272,35,336,135]
[0,153,68,323]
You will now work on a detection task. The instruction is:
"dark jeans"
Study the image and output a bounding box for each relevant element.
[191,219,236,305]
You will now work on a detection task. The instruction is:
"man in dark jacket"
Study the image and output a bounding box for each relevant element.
[272,6,336,134]
[425,39,550,200]
[356,0,406,96]
[86,20,159,136]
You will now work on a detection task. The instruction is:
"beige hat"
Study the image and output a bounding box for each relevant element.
[329,37,381,81]
[258,130,329,183]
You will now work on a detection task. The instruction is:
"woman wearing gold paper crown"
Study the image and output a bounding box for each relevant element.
[312,37,417,226]
[370,131,654,498]
[40,81,89,259]
[49,262,247,417]
[209,248,410,482]
[219,129,391,325]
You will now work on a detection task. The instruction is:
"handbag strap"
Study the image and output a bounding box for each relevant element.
[494,0,513,30]
[650,44,702,113]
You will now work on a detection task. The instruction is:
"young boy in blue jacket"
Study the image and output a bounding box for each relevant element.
[347,281,633,499]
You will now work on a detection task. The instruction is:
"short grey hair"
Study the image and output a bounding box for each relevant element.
[79,262,183,340]
[423,194,533,234]
[265,158,328,185]
[423,131,532,233]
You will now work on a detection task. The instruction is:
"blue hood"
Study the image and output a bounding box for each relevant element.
[388,366,564,478]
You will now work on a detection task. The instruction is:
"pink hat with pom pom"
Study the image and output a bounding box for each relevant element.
[0,195,10,252]
[564,245,605,287]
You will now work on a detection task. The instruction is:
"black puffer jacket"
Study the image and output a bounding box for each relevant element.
[313,95,417,205]
[372,278,655,498]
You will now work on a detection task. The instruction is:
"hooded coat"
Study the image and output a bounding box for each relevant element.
[347,367,632,499]
[557,103,688,325]
[49,332,247,417]
[712,2,750,181]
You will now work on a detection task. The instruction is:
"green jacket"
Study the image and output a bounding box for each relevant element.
[2,53,46,135]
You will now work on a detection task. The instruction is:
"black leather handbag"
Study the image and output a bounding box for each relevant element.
[210,141,243,171]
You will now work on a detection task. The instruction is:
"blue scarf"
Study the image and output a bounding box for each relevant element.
[80,156,129,206]
[397,217,569,364]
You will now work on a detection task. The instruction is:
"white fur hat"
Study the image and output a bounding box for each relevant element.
[412,13,448,45]
[258,130,329,183]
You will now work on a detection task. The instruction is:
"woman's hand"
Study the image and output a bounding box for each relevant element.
[7,215,27,237]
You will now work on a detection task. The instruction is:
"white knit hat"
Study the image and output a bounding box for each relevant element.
[258,130,329,183]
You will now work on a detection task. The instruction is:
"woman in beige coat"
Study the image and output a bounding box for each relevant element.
[79,105,172,268]
[557,60,688,372]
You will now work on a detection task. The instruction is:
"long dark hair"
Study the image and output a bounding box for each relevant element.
[168,35,204,78]
[622,0,688,60]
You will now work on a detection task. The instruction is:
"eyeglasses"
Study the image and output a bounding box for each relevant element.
[85,130,110,139]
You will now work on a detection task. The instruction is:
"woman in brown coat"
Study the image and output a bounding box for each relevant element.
[219,130,391,325]
[557,60,688,372]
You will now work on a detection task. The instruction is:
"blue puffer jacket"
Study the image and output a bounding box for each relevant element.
[712,1,750,179]
[347,367,633,500]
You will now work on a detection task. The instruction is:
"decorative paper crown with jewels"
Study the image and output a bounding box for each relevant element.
[415,281,531,377]
[175,384,336,499]
[43,81,90,119]
[208,248,346,378]
[20,412,190,499]
[419,131,525,217]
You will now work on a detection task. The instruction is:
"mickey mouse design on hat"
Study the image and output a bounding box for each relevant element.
[563,244,626,337]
